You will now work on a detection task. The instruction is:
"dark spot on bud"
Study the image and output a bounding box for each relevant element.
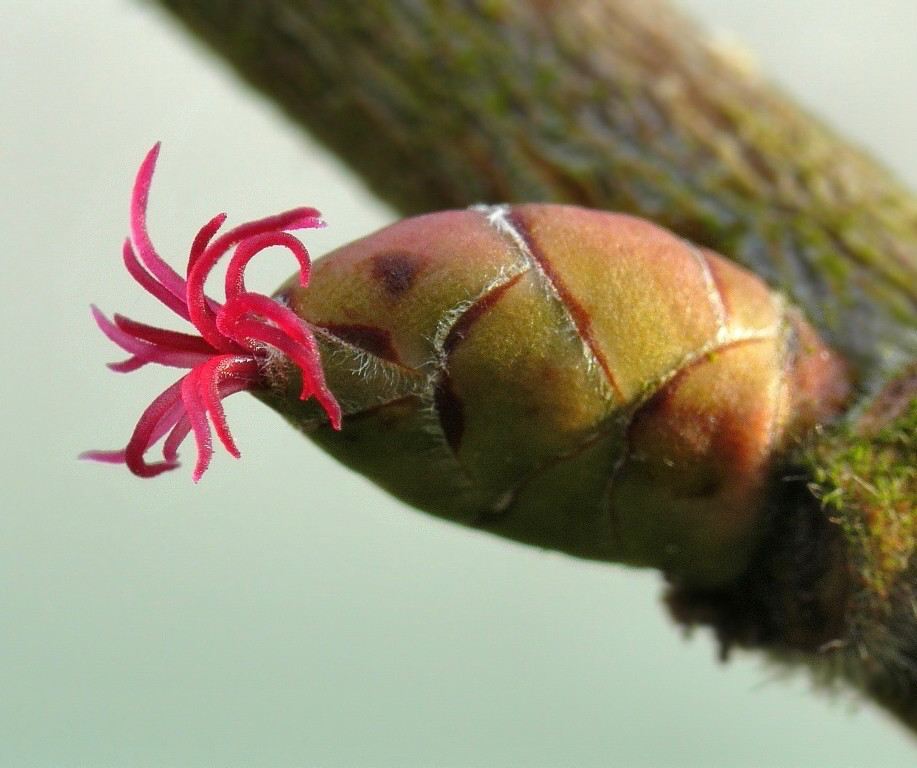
[371,250,424,298]
[442,271,524,356]
[320,323,401,364]
[434,378,465,454]
[628,370,683,430]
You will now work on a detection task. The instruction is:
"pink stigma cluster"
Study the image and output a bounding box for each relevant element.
[82,144,341,481]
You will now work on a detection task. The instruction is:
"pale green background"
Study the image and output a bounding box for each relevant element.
[2,2,917,766]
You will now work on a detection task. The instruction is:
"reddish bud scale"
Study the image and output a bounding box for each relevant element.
[268,205,849,588]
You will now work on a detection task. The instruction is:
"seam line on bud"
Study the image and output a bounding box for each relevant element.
[474,204,625,402]
[423,265,531,478]
[688,245,729,343]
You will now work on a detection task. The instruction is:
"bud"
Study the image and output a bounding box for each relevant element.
[268,205,849,587]
[86,149,849,588]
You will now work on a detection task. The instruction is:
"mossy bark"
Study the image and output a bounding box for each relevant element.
[151,0,917,734]
[803,369,917,731]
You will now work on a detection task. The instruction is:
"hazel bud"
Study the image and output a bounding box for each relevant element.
[85,149,849,588]
[269,204,850,587]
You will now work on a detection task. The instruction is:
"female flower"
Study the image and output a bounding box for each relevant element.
[82,145,341,481]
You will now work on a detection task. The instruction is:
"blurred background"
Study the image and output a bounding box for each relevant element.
[2,1,917,765]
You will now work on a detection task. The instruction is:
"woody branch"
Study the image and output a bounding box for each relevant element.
[149,0,917,735]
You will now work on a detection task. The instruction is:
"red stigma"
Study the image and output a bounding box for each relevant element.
[82,144,341,481]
